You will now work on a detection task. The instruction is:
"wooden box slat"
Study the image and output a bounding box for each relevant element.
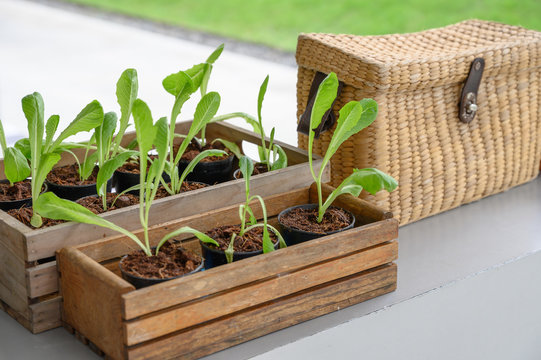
[124,241,397,345]
[58,184,399,359]
[1,121,326,333]
[127,264,397,360]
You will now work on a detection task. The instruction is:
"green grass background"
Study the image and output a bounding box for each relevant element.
[66,0,541,51]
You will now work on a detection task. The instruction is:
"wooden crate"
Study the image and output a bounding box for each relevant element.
[57,183,398,359]
[0,121,329,333]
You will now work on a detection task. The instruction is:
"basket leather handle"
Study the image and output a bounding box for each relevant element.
[297,72,344,138]
[459,58,485,123]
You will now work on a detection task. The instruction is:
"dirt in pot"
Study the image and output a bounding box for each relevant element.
[7,207,65,228]
[121,242,201,279]
[234,163,269,178]
[47,164,98,186]
[117,155,163,175]
[76,193,139,214]
[154,181,207,199]
[280,206,353,234]
[205,224,277,252]
[175,141,233,163]
[0,179,33,201]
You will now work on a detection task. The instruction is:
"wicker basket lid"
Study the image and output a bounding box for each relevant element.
[296,20,541,91]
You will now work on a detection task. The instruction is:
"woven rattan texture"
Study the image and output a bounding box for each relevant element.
[296,20,541,225]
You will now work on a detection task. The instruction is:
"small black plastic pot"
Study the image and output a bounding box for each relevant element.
[119,254,204,289]
[0,180,47,211]
[114,170,170,194]
[232,163,269,180]
[277,204,355,246]
[45,178,112,201]
[178,155,234,185]
[200,236,279,269]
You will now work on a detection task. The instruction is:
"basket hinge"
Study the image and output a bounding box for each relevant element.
[459,58,485,123]
[297,72,344,138]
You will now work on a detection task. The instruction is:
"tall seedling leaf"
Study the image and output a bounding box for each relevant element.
[44,115,59,152]
[132,99,156,158]
[96,112,117,162]
[112,69,138,155]
[22,92,45,207]
[34,192,147,251]
[323,99,378,170]
[310,73,338,131]
[51,100,104,150]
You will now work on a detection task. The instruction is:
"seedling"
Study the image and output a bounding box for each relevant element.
[306,72,398,222]
[209,75,287,171]
[0,120,31,186]
[35,99,218,257]
[18,92,104,227]
[160,45,237,195]
[166,156,286,264]
[80,69,140,210]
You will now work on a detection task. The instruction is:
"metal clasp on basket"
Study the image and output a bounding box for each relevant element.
[459,58,485,123]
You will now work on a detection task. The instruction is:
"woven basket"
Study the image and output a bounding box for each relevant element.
[296,20,541,225]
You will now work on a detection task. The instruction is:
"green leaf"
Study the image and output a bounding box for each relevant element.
[322,100,378,171]
[22,92,44,174]
[185,63,210,91]
[262,227,274,254]
[153,117,169,161]
[257,75,269,124]
[319,168,397,221]
[211,138,242,159]
[96,151,138,196]
[132,99,157,157]
[44,115,59,151]
[310,73,338,131]
[51,100,104,150]
[179,149,227,184]
[101,112,118,150]
[34,192,147,252]
[0,120,8,153]
[162,70,193,97]
[156,226,218,254]
[270,144,287,171]
[34,153,61,196]
[80,151,99,180]
[113,69,138,155]
[239,156,254,183]
[225,233,235,264]
[14,138,31,160]
[206,44,224,64]
[4,147,30,183]
[116,69,138,124]
[193,92,221,133]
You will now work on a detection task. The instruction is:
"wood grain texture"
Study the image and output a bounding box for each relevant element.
[0,241,28,316]
[58,247,135,360]
[26,261,58,299]
[124,242,397,345]
[122,218,397,320]
[29,296,62,334]
[126,264,397,360]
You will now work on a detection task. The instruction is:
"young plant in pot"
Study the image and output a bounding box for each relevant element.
[35,99,205,289]
[213,76,288,178]
[167,45,242,184]
[7,92,104,228]
[277,72,398,245]
[170,156,286,268]
[0,120,33,210]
